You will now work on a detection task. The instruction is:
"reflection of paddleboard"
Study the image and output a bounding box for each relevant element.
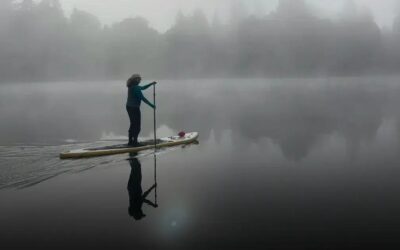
[60,132,199,159]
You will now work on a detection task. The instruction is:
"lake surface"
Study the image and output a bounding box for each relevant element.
[1,77,400,249]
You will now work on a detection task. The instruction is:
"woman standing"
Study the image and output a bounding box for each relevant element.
[126,74,156,146]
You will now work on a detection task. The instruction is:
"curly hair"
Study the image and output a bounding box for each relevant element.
[127,74,141,87]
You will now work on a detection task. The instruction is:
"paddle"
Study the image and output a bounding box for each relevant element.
[153,82,157,151]
[154,153,158,206]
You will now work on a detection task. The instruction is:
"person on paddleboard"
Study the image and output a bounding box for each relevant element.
[126,74,156,146]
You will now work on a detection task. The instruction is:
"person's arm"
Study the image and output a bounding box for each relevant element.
[140,81,156,90]
[142,184,157,198]
[139,91,155,109]
[143,199,158,208]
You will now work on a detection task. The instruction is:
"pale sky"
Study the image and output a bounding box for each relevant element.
[59,0,399,31]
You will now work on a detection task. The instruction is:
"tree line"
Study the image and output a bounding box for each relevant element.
[0,0,400,82]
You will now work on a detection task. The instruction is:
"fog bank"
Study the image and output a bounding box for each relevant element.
[1,0,400,82]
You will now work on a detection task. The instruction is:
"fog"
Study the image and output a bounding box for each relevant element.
[60,0,398,31]
[1,0,400,82]
[2,78,400,163]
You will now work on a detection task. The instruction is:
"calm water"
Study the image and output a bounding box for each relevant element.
[1,78,400,249]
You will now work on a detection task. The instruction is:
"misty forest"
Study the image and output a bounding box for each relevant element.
[1,0,400,82]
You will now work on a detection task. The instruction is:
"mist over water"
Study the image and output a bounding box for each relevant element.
[2,77,400,163]
[2,77,400,169]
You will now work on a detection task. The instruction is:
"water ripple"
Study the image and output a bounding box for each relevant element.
[0,143,126,189]
[0,142,187,190]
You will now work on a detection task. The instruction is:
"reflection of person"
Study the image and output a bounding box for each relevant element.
[126,74,156,146]
[127,153,157,220]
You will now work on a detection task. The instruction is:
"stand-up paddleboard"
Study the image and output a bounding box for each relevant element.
[60,132,199,159]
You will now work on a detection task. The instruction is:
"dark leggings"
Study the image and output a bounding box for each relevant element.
[126,106,141,143]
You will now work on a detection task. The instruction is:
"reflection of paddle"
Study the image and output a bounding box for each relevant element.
[153,83,157,151]
[154,154,158,206]
[153,83,158,206]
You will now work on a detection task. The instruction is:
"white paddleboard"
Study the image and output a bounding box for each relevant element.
[60,132,199,159]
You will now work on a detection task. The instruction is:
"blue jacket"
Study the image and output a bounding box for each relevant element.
[126,83,155,108]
